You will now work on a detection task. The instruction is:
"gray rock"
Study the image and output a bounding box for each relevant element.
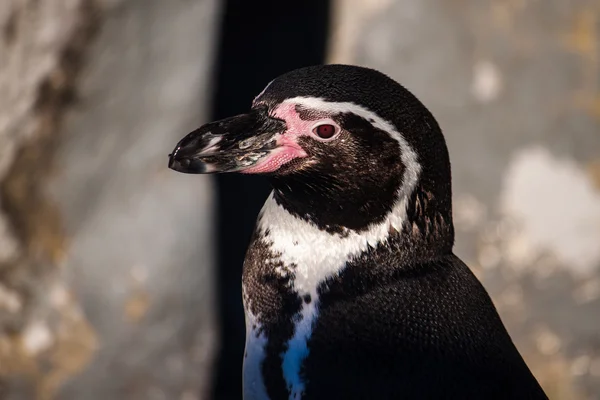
[0,0,220,398]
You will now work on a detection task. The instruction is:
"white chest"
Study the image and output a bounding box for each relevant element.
[242,192,412,399]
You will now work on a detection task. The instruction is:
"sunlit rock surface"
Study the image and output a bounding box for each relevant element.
[0,0,219,399]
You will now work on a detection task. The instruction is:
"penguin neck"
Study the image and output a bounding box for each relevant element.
[268,168,403,235]
[259,178,455,268]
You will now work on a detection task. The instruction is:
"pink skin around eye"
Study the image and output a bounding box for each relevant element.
[241,103,318,174]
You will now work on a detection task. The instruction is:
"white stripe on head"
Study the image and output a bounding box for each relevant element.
[252,79,274,106]
[255,97,421,400]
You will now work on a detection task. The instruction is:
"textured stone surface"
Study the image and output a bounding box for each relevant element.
[0,1,99,398]
[331,0,600,398]
[0,0,219,398]
[0,0,78,182]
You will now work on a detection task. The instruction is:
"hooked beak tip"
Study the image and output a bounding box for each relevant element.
[168,107,287,175]
[168,149,209,174]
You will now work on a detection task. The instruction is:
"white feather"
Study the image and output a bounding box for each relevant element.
[243,289,270,400]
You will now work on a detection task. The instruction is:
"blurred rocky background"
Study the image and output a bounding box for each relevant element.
[0,0,599,399]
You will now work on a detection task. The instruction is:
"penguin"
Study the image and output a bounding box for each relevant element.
[168,65,548,400]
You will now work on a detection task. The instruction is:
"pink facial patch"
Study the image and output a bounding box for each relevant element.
[241,103,318,174]
[241,146,305,174]
[273,102,324,141]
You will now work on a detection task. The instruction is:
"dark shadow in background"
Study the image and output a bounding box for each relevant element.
[209,0,331,398]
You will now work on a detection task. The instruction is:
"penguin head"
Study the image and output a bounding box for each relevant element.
[169,65,453,243]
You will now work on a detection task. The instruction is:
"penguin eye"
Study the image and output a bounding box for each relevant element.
[313,124,337,139]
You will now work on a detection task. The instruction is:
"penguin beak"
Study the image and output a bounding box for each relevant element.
[168,107,288,174]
